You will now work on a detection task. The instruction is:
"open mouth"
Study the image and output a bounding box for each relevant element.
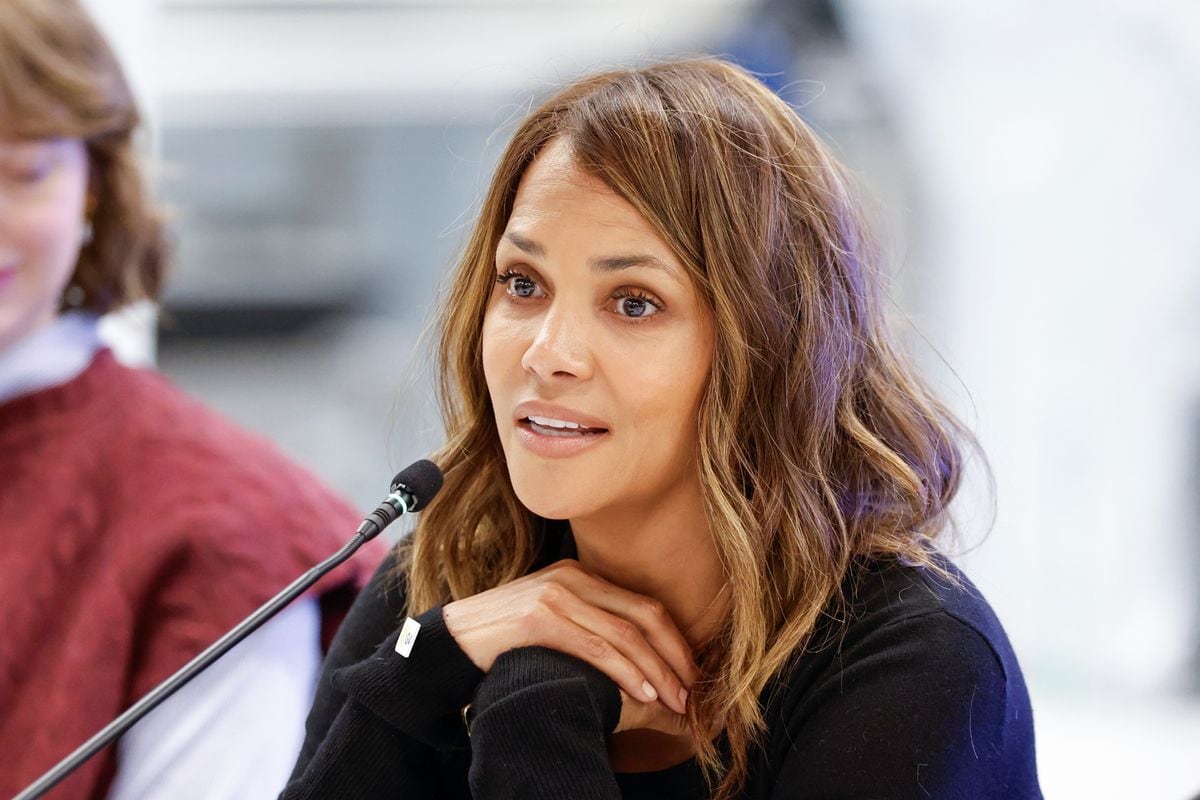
[519,415,609,438]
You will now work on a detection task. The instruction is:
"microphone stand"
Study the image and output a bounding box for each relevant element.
[14,472,430,800]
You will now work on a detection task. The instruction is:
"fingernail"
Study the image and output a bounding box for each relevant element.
[678,688,689,711]
[642,680,657,702]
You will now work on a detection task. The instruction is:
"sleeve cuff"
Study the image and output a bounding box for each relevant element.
[471,646,622,735]
[464,648,624,799]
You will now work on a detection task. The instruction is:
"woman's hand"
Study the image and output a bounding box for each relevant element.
[442,558,698,716]
[614,690,690,735]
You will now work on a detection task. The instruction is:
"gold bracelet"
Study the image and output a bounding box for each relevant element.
[461,703,473,738]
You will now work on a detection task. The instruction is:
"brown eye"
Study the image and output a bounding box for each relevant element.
[510,277,537,298]
[496,270,545,300]
[619,297,649,317]
[612,290,662,319]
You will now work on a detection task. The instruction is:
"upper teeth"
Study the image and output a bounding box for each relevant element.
[527,415,586,430]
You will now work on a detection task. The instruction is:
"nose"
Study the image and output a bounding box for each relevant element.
[520,303,593,384]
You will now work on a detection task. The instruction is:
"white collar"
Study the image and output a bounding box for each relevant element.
[0,313,104,405]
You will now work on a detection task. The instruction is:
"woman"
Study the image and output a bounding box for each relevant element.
[0,2,385,797]
[286,58,1041,798]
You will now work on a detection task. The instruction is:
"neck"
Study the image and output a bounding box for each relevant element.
[568,473,728,648]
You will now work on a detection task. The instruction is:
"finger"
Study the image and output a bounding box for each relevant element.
[549,584,690,714]
[535,603,660,705]
[552,564,701,686]
[616,690,690,736]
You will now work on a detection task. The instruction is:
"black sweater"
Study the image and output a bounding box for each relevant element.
[283,533,1041,799]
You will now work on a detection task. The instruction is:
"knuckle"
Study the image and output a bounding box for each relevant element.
[581,634,609,660]
[639,596,667,621]
[612,617,641,644]
[536,581,565,608]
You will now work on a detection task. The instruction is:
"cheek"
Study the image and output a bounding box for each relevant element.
[10,182,87,282]
[618,330,712,450]
[27,206,79,266]
[481,308,527,398]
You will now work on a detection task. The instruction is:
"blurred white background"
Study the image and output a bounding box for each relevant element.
[84,1,1200,797]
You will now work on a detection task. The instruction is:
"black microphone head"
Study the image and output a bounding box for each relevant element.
[390,459,444,512]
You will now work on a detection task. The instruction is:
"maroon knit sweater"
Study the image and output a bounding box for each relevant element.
[0,350,387,799]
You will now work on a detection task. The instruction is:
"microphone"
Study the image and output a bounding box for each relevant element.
[15,459,444,800]
[356,458,444,538]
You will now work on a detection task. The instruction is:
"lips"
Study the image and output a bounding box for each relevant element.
[523,416,606,437]
[513,401,611,432]
[511,401,611,457]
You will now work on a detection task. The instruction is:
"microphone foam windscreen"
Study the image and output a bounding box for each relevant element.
[390,459,444,511]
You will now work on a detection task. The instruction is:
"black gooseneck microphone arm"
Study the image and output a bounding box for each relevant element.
[14,459,444,800]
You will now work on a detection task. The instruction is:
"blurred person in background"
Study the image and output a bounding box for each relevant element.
[0,1,386,797]
[285,58,1040,799]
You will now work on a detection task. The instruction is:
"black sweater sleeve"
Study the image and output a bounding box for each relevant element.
[288,552,407,780]
[281,694,443,798]
[466,646,623,800]
[282,549,484,799]
[281,539,631,800]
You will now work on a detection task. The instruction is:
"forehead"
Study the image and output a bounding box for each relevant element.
[503,138,662,247]
[514,138,602,199]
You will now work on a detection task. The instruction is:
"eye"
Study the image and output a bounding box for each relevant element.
[612,289,663,320]
[496,269,545,300]
[2,161,49,185]
[20,163,51,183]
[4,147,56,184]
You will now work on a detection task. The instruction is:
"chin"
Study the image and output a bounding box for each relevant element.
[510,480,589,521]
[506,462,604,521]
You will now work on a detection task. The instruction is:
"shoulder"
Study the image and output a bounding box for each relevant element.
[771,553,1027,718]
[90,354,382,629]
[755,554,1040,798]
[86,354,361,542]
[99,356,335,496]
[830,553,1020,682]
[785,552,1031,708]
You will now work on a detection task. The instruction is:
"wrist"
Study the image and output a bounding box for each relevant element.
[471,646,622,735]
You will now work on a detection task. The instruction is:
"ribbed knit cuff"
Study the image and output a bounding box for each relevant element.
[466,647,624,799]
[472,646,622,734]
[331,604,484,749]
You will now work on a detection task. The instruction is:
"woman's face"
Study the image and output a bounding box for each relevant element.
[0,136,90,354]
[482,138,715,521]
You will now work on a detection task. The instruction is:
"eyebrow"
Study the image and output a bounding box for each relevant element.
[501,231,680,278]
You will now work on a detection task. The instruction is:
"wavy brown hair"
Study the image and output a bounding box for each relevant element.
[404,57,980,798]
[0,0,167,313]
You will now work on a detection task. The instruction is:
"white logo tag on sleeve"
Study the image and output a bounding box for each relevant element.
[395,617,421,658]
